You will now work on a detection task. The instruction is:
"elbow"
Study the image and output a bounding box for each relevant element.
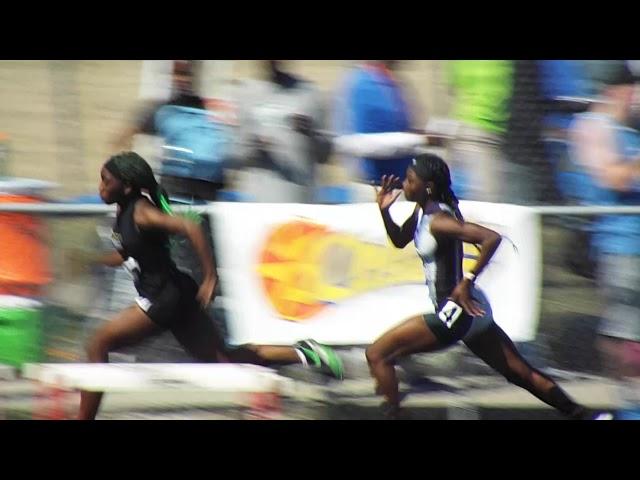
[600,165,637,192]
[609,177,634,193]
[489,232,502,250]
[388,236,402,249]
[479,231,501,251]
[391,237,409,249]
[600,174,628,192]
[183,221,202,242]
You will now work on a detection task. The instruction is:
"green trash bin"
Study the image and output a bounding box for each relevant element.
[0,296,43,367]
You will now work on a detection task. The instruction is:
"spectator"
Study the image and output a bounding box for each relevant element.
[539,60,596,278]
[112,60,228,201]
[334,61,420,198]
[569,63,640,417]
[229,60,331,203]
[540,60,594,199]
[113,61,205,144]
[502,60,549,204]
[445,60,513,203]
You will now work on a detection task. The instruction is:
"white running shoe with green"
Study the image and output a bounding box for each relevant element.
[295,339,344,380]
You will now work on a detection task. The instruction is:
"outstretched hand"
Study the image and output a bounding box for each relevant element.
[374,175,403,210]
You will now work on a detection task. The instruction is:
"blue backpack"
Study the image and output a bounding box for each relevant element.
[155,105,230,183]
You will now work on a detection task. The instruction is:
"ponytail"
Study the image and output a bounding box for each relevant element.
[152,185,173,215]
[441,186,464,222]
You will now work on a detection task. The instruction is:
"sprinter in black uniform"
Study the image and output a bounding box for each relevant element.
[366,153,610,420]
[79,152,343,420]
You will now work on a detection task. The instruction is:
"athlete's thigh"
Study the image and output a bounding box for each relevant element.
[370,315,446,362]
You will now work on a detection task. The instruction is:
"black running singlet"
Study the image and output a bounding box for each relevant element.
[111,194,180,299]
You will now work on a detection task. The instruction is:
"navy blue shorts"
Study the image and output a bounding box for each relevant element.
[424,287,495,346]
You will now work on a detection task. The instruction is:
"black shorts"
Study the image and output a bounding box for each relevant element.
[424,309,474,346]
[135,270,200,327]
[424,288,495,346]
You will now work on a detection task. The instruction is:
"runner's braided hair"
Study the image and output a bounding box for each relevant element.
[104,151,172,214]
[410,153,463,220]
[411,153,519,254]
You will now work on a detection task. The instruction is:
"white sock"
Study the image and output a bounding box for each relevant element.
[294,348,309,367]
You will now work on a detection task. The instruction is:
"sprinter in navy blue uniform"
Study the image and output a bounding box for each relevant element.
[78,152,343,420]
[366,153,609,420]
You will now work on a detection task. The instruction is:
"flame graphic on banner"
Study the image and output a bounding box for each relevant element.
[256,220,481,322]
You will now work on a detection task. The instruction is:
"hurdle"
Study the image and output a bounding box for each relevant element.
[22,363,296,420]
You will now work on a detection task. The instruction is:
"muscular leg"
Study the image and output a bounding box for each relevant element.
[171,309,311,366]
[225,345,301,365]
[366,316,445,413]
[79,306,161,420]
[169,307,228,362]
[464,324,586,419]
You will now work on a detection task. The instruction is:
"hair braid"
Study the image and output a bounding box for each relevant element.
[104,151,173,214]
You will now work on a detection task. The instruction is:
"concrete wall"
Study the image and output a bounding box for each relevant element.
[0,60,142,196]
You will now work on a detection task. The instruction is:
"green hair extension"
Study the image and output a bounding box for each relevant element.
[157,189,173,215]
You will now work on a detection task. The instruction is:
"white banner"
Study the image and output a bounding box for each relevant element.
[209,200,541,346]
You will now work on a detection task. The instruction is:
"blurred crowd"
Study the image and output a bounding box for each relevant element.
[106,61,640,207]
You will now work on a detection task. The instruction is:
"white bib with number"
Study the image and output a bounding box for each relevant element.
[438,300,464,329]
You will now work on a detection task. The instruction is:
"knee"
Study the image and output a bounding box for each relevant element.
[85,334,111,362]
[365,345,386,367]
[247,345,268,364]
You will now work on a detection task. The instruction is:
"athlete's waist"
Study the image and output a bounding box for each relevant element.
[134,266,193,296]
[429,281,487,302]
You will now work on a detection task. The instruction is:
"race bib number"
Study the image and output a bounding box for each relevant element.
[438,300,464,329]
